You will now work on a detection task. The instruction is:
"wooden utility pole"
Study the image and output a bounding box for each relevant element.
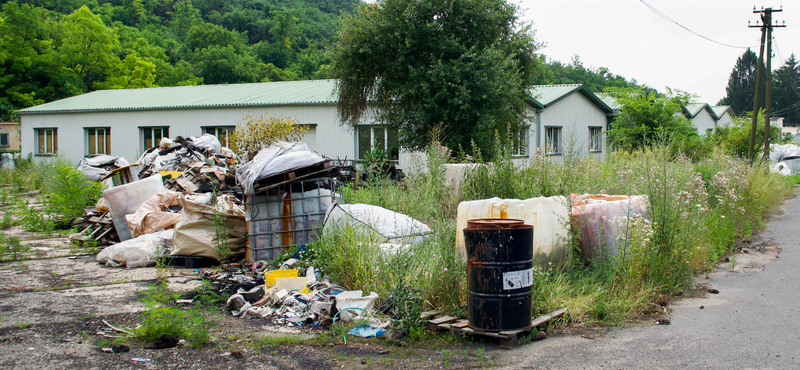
[748,7,785,162]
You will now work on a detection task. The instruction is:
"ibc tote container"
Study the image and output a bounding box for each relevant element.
[456,196,570,269]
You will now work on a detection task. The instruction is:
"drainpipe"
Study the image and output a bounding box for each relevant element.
[536,109,542,152]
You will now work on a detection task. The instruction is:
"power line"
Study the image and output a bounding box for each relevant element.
[639,0,755,49]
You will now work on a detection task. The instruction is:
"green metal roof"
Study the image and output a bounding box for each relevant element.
[527,84,613,113]
[682,103,711,118]
[17,79,338,115]
[711,105,733,119]
[595,93,622,111]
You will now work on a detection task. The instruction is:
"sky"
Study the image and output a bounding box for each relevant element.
[516,0,800,105]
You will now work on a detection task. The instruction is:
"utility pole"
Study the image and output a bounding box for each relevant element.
[748,7,785,162]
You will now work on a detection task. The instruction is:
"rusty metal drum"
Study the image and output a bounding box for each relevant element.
[464,219,533,331]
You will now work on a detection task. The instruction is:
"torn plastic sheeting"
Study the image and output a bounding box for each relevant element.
[77,155,132,182]
[323,203,433,245]
[456,196,570,268]
[769,143,800,162]
[773,157,800,175]
[96,229,173,268]
[569,194,649,260]
[236,142,326,195]
[348,325,385,338]
[125,191,183,238]
[171,194,247,260]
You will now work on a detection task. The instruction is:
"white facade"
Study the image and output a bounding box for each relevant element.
[691,108,717,135]
[527,90,610,161]
[20,104,415,169]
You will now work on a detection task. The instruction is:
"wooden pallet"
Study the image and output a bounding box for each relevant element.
[71,211,118,246]
[426,308,567,348]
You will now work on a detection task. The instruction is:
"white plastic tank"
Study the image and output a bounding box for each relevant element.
[570,194,649,260]
[456,196,570,268]
[103,175,167,241]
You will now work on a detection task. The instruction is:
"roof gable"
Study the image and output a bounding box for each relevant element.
[711,105,734,119]
[526,84,613,113]
[681,103,717,119]
[18,79,338,115]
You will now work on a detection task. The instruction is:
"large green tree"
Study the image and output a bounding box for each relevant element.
[606,87,696,151]
[723,49,766,115]
[332,0,540,156]
[771,54,800,125]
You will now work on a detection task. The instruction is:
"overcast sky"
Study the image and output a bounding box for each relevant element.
[517,0,800,105]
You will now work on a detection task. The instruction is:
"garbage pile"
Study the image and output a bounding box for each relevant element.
[769,143,800,175]
[206,259,384,330]
[135,134,230,180]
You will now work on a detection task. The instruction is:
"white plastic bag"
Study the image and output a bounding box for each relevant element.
[323,203,433,245]
[96,229,173,268]
[190,133,222,154]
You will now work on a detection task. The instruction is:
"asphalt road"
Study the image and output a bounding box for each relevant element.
[501,194,800,370]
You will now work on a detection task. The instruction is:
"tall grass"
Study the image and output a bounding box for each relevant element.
[305,140,796,328]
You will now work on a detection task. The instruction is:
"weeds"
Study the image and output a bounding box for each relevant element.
[318,139,795,332]
[0,232,30,261]
[134,281,217,348]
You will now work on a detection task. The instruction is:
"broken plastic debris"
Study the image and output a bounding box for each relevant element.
[348,325,385,338]
[131,358,151,362]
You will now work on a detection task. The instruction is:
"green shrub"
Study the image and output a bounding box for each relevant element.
[45,165,105,220]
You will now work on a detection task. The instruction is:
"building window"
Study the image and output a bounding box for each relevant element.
[544,127,561,154]
[36,128,57,155]
[86,128,111,155]
[141,127,169,151]
[203,126,235,148]
[511,127,528,157]
[589,126,602,153]
[357,125,399,160]
[0,133,8,147]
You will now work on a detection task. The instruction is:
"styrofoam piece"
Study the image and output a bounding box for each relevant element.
[273,277,308,293]
[103,175,166,241]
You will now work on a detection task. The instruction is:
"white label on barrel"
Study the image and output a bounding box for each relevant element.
[502,268,534,290]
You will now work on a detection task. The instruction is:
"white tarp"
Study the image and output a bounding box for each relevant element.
[236,142,326,195]
[322,203,433,245]
[191,133,222,154]
[96,229,173,268]
[77,155,131,182]
[769,143,800,162]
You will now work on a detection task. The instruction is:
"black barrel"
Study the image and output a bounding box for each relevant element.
[464,219,534,331]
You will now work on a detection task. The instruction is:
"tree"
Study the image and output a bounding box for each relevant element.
[771,54,800,125]
[724,49,766,115]
[605,87,696,151]
[332,0,540,157]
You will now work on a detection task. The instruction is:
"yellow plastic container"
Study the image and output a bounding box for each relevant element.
[264,269,299,286]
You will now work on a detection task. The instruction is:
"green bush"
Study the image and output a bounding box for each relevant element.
[45,165,105,220]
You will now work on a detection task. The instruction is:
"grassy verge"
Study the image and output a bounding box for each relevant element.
[310,143,795,332]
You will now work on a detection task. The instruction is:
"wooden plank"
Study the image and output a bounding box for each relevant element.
[450,320,470,329]
[428,316,458,325]
[531,308,567,328]
[176,177,199,193]
[419,310,439,320]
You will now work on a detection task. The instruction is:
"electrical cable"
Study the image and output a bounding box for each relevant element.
[639,0,759,49]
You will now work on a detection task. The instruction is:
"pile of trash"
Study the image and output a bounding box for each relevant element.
[769,143,800,176]
[205,258,386,334]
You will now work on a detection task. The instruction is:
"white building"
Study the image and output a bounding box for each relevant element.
[17,80,614,166]
[680,103,717,135]
[711,105,735,127]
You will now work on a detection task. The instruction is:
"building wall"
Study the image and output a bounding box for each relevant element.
[691,109,717,135]
[0,122,21,151]
[716,112,734,127]
[532,92,608,160]
[19,105,358,165]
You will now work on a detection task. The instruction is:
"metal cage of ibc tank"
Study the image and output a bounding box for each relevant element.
[245,177,341,262]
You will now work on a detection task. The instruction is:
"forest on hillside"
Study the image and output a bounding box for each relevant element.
[0,0,643,121]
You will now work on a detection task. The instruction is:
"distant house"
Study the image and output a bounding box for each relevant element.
[17,80,616,167]
[711,105,735,127]
[525,85,615,159]
[680,103,718,135]
[0,122,20,151]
